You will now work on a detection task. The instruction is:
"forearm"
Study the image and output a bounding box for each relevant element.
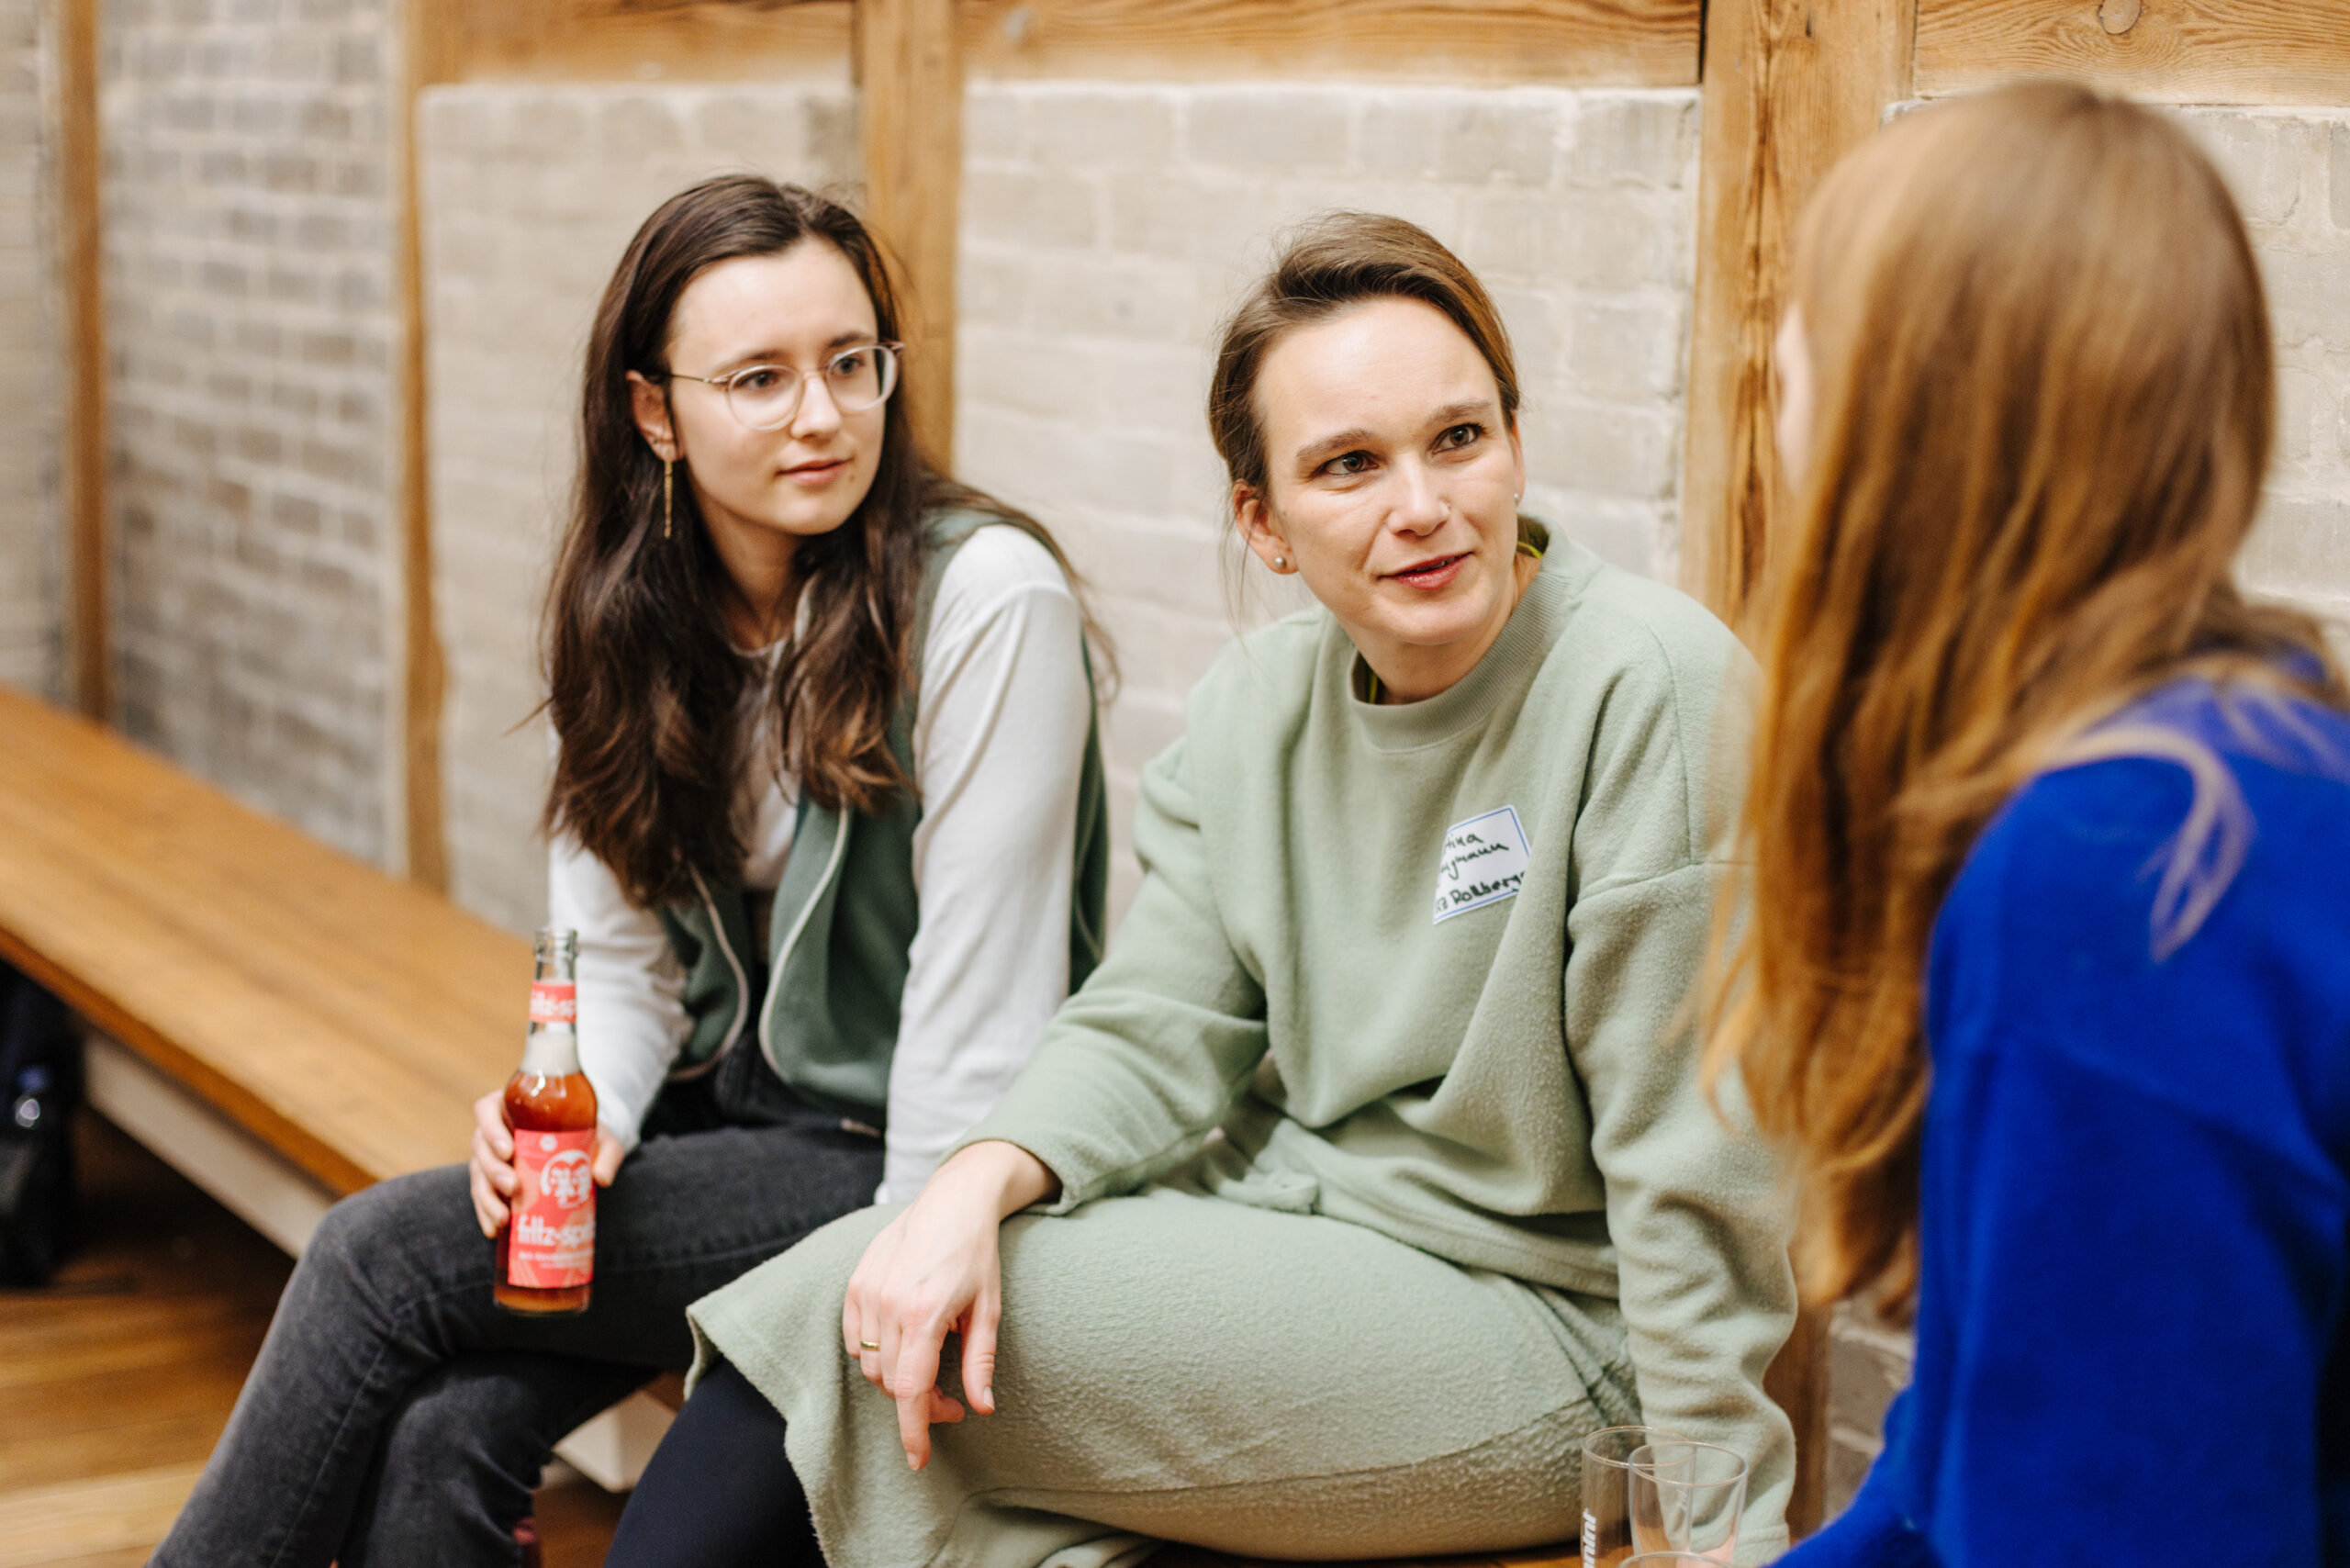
[928,1139,1059,1220]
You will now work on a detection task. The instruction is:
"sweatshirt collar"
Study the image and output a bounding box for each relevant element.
[1328,562,1564,753]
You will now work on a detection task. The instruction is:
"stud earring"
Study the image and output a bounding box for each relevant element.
[663,456,674,540]
[1272,554,1287,570]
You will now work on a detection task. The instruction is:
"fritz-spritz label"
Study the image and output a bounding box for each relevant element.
[527,981,577,1026]
[507,1127,596,1288]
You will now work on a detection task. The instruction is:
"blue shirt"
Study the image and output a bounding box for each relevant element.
[1780,680,2350,1567]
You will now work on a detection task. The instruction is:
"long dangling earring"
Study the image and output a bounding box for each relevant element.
[663,456,674,541]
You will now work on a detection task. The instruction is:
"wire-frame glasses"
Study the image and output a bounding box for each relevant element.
[666,342,901,431]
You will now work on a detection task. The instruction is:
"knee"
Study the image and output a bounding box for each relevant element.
[296,1165,476,1309]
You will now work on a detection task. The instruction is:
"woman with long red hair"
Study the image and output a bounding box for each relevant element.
[1714,82,2350,1564]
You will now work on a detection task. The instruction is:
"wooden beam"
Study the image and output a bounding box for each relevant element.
[420,0,853,87]
[961,0,1698,86]
[1684,3,1917,1516]
[858,0,964,468]
[397,1,453,888]
[1917,0,2350,108]
[59,0,106,720]
[1682,0,1916,628]
[415,0,1695,91]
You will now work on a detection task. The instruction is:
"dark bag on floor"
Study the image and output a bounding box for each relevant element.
[0,960,79,1285]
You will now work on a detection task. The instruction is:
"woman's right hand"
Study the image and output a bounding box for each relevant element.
[841,1140,1057,1470]
[468,1090,622,1238]
[470,1091,520,1238]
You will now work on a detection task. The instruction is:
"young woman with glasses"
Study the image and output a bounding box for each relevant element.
[602,211,1797,1568]
[154,175,1110,1568]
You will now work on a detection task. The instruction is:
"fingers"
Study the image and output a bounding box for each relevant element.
[474,1091,512,1159]
[960,1289,1002,1417]
[851,1284,886,1392]
[467,1092,517,1239]
[889,1315,947,1470]
[843,1221,903,1393]
[591,1130,624,1186]
[467,1158,506,1238]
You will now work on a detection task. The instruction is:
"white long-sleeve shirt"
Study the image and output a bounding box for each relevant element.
[548,526,1093,1203]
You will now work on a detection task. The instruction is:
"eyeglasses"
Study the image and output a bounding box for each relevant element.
[665,342,901,431]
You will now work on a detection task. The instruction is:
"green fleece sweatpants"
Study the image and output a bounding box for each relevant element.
[689,1184,1641,1568]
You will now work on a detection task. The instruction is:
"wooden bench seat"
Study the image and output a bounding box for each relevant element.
[0,685,667,1486]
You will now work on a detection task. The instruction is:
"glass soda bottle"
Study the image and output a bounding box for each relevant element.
[495,927,598,1316]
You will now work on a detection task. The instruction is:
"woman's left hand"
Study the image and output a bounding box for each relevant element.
[840,1140,1056,1469]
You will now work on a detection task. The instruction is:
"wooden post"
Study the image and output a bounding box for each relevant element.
[59,0,107,720]
[396,5,453,889]
[856,0,963,468]
[1684,0,1917,1535]
[1682,0,1917,627]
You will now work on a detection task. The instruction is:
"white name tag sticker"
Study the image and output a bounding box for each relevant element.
[1434,805,1532,924]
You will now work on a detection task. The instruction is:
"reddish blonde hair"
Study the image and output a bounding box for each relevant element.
[1707,81,2345,1308]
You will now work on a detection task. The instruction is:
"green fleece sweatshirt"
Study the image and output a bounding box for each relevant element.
[960,538,1797,1549]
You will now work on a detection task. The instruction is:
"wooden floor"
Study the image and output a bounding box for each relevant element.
[0,1112,623,1568]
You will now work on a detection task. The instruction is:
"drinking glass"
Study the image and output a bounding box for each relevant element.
[1578,1425,1690,1568]
[1628,1439,1748,1563]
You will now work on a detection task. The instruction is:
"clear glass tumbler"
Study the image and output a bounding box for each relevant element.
[1628,1439,1749,1563]
[1579,1426,1691,1568]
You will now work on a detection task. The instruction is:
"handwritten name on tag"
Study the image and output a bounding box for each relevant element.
[1434,805,1531,924]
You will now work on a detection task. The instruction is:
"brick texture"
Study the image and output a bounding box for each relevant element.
[100,0,401,858]
[2188,106,2350,626]
[0,0,59,697]
[420,82,855,932]
[955,81,1703,918]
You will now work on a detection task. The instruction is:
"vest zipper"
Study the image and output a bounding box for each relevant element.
[755,810,851,1083]
[667,864,750,1080]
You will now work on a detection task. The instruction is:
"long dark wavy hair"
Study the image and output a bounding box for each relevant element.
[543,175,1080,908]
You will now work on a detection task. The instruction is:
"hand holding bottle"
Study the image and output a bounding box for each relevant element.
[487,928,607,1316]
[467,1091,623,1238]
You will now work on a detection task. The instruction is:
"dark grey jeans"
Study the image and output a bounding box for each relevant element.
[151,1054,883,1568]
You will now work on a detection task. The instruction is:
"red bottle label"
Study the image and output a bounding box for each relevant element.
[528,981,577,1025]
[507,1127,596,1288]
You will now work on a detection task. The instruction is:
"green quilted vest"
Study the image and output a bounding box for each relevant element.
[654,510,1110,1126]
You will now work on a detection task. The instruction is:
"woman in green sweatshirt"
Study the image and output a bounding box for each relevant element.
[604,213,1797,1568]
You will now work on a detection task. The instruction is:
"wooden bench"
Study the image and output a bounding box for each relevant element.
[0,685,673,1488]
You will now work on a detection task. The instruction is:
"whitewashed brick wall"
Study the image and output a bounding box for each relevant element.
[956,81,1703,918]
[100,0,401,858]
[420,82,855,932]
[1818,100,2350,1523]
[2200,106,2350,624]
[0,0,58,697]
